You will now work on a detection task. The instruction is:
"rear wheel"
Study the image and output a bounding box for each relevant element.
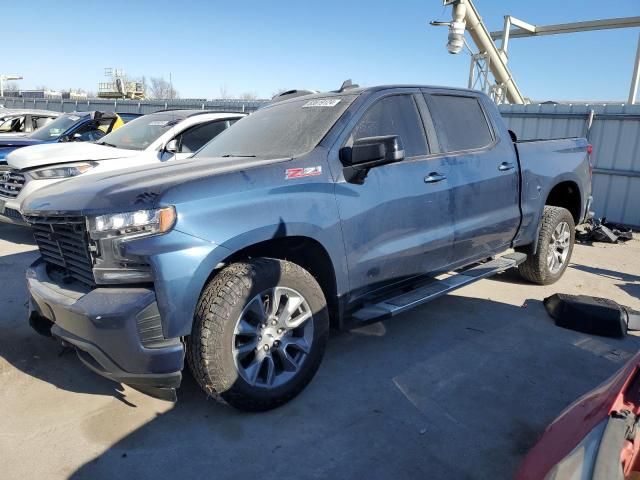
[518,206,575,285]
[187,258,329,411]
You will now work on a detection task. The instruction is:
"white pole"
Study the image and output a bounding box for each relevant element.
[628,33,640,105]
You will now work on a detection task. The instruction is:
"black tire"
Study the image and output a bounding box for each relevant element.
[518,206,576,285]
[187,258,329,411]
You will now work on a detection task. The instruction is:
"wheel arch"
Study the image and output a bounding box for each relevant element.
[516,179,582,256]
[202,235,342,330]
[545,180,582,225]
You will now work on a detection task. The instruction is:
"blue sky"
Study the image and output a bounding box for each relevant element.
[3,0,639,101]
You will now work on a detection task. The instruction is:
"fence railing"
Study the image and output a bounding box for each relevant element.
[0,96,269,114]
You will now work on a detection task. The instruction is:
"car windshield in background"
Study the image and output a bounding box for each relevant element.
[29,114,87,141]
[97,113,178,151]
[194,95,356,160]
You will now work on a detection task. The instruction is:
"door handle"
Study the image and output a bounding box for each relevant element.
[498,162,515,171]
[424,172,447,183]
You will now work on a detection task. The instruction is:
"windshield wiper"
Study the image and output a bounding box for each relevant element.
[97,141,118,148]
[220,154,256,158]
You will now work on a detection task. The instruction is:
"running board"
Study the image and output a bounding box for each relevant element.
[351,252,527,323]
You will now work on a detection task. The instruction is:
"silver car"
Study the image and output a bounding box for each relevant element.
[0,109,61,136]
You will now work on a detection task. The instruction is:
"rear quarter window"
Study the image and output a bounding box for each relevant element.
[427,94,493,152]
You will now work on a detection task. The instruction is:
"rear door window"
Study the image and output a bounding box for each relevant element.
[177,120,228,153]
[350,95,428,157]
[426,94,493,152]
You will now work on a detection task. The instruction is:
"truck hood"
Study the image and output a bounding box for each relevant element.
[21,155,289,217]
[7,142,139,170]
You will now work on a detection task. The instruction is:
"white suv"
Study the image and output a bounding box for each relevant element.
[0,110,244,225]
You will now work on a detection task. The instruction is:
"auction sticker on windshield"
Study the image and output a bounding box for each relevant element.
[302,99,341,108]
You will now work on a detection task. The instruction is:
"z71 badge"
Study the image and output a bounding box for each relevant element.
[285,166,322,179]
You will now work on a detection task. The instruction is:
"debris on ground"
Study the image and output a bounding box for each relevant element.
[577,218,634,244]
[544,293,640,338]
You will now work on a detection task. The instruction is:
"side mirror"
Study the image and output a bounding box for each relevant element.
[164,139,178,154]
[339,135,404,184]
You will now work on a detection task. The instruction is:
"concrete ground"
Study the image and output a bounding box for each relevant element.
[1,223,639,480]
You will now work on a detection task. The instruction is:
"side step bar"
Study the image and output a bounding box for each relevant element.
[352,252,527,323]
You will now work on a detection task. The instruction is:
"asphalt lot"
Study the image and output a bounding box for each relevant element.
[1,223,639,480]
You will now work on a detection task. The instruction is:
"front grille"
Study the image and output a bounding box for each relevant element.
[0,170,25,198]
[27,216,96,287]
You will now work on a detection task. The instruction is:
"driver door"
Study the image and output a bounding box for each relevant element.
[333,91,454,299]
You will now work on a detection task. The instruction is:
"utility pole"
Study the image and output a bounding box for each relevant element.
[0,74,23,97]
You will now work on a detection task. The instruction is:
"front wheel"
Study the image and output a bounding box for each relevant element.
[187,258,329,411]
[518,206,576,285]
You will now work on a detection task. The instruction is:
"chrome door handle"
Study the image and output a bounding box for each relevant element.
[424,172,447,183]
[498,162,515,171]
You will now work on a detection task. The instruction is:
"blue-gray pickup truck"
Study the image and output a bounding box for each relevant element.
[21,84,593,411]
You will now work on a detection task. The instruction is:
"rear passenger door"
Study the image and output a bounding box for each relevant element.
[423,91,520,264]
[333,91,454,298]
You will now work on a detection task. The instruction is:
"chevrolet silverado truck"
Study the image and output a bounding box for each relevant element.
[22,84,593,411]
[0,110,244,225]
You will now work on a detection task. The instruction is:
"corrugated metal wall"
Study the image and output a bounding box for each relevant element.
[499,103,640,227]
[0,96,269,114]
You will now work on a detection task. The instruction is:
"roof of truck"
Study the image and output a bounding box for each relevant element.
[267,84,484,108]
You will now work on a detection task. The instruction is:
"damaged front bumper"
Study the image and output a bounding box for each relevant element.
[27,259,184,401]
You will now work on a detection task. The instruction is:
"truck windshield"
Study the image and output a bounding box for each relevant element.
[29,114,87,141]
[96,113,178,151]
[194,95,356,160]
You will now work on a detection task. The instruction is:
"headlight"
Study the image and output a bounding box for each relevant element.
[30,162,96,179]
[89,206,176,238]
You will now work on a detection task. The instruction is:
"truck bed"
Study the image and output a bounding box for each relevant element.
[513,137,592,248]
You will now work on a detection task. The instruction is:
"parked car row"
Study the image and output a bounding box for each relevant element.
[0,111,126,165]
[1,83,593,413]
[0,110,243,225]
